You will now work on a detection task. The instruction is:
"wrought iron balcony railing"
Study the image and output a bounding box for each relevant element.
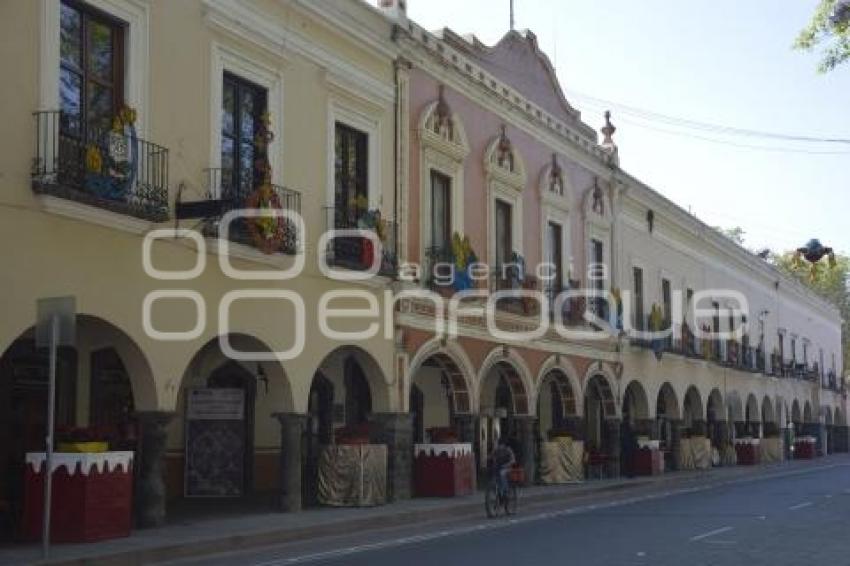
[323,205,398,277]
[31,110,169,221]
[202,168,301,255]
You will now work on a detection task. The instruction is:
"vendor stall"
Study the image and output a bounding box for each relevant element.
[734,437,760,465]
[539,437,584,484]
[794,436,817,459]
[760,437,783,464]
[318,444,387,507]
[413,443,474,497]
[22,451,133,543]
[632,439,664,476]
[678,437,712,470]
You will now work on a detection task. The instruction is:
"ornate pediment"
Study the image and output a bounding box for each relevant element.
[484,125,526,188]
[539,153,572,210]
[419,85,469,161]
[441,28,581,126]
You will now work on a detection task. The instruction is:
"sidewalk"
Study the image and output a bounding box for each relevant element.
[2,454,846,566]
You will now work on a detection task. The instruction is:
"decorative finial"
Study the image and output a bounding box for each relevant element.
[601,110,616,146]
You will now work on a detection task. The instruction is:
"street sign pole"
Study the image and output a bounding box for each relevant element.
[42,315,58,560]
[35,296,75,560]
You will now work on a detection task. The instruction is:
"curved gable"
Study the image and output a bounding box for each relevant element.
[441,29,584,129]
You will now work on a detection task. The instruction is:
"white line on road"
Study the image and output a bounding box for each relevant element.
[236,463,846,566]
[788,501,813,510]
[690,526,733,542]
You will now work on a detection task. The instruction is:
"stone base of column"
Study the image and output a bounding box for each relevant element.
[135,411,174,528]
[274,412,307,512]
[669,419,683,471]
[371,412,414,502]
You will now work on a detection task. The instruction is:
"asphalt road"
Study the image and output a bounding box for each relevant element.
[166,462,850,566]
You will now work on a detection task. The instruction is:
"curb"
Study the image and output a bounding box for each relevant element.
[31,458,843,566]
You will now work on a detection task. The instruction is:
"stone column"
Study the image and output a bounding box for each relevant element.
[274,412,307,512]
[371,412,414,501]
[513,416,537,485]
[605,418,622,478]
[135,411,173,528]
[669,419,683,471]
[817,423,827,457]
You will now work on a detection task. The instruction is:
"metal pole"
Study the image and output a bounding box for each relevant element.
[42,314,58,559]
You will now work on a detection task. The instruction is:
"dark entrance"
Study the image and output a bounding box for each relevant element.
[304,372,334,507]
[207,361,257,495]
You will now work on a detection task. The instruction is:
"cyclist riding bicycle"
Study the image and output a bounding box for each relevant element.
[489,436,516,497]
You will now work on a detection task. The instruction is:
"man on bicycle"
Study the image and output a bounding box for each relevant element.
[489,436,516,497]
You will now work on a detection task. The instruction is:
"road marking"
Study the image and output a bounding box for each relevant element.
[240,463,847,566]
[788,501,813,510]
[690,526,733,542]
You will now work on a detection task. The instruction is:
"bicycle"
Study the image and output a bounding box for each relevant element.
[484,465,520,518]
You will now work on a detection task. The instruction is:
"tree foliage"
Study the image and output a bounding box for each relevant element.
[714,225,746,246]
[772,250,850,370]
[795,0,850,73]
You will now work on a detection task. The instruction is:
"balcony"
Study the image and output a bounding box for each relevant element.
[323,206,398,277]
[31,110,169,222]
[201,168,301,255]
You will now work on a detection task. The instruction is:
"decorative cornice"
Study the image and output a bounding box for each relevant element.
[202,0,394,105]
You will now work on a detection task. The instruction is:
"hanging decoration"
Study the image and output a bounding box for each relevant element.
[84,105,139,200]
[245,111,287,254]
[792,239,836,281]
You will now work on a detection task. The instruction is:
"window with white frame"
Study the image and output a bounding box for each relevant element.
[484,126,526,274]
[41,0,149,132]
[417,86,468,271]
[209,42,283,194]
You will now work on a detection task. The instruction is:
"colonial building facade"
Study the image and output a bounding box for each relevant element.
[0,0,844,534]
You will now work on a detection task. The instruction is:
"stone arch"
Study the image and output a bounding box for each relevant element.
[179,333,294,414]
[655,382,680,420]
[803,400,813,423]
[407,338,475,415]
[683,385,704,425]
[584,373,618,419]
[622,380,650,423]
[534,355,581,415]
[536,367,580,438]
[761,396,776,424]
[745,394,760,424]
[726,392,744,423]
[706,388,725,422]
[477,347,533,416]
[791,399,802,425]
[313,345,391,415]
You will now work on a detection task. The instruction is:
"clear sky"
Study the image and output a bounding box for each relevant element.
[405,0,850,256]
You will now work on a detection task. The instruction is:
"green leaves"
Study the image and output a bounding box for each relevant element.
[794,0,850,73]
